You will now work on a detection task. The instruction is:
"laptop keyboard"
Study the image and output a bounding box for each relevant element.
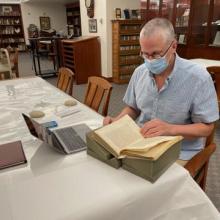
[54,126,88,153]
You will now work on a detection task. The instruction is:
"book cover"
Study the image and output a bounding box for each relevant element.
[0,141,27,170]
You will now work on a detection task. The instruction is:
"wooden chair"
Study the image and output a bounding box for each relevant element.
[0,48,12,80]
[184,125,216,191]
[11,48,19,78]
[84,76,112,116]
[57,67,74,95]
[207,66,220,109]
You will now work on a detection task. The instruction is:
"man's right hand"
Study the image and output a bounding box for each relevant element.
[103,116,114,125]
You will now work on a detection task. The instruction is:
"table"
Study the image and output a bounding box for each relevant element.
[0,77,219,220]
[190,58,220,68]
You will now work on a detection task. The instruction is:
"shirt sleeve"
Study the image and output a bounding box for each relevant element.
[123,69,139,111]
[191,73,219,123]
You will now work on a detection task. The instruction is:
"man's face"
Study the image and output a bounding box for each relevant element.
[139,33,177,61]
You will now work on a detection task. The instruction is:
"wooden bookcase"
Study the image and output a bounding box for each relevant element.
[140,0,220,60]
[66,2,81,37]
[0,3,25,51]
[61,36,101,84]
[112,19,144,84]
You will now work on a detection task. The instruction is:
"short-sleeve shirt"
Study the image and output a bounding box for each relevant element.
[123,54,219,160]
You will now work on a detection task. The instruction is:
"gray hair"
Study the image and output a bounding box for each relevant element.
[140,18,175,43]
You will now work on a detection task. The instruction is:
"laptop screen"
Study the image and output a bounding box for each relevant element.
[22,113,39,138]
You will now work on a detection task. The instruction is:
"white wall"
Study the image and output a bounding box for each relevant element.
[80,0,108,77]
[21,2,67,44]
[80,0,140,78]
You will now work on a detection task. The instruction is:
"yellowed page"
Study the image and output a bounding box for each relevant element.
[125,136,179,151]
[94,115,142,155]
[123,136,183,160]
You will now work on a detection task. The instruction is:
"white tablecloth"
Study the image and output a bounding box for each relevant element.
[0,77,219,220]
[190,58,220,68]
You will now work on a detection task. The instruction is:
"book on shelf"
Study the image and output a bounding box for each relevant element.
[92,115,182,160]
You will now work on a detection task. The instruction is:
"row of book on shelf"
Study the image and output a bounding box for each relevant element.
[120,35,139,41]
[0,26,22,35]
[121,25,140,31]
[1,38,24,43]
[120,45,140,51]
[120,64,140,74]
[120,55,143,63]
[0,18,20,25]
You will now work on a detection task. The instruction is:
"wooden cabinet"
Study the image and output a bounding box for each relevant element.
[0,3,25,51]
[61,36,101,84]
[112,19,144,84]
[66,2,81,37]
[140,0,220,60]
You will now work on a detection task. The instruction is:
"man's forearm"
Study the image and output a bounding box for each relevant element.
[170,123,214,139]
[113,106,139,121]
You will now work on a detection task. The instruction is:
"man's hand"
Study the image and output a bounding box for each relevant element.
[103,116,115,125]
[140,118,174,138]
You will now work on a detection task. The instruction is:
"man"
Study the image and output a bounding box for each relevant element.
[104,18,219,163]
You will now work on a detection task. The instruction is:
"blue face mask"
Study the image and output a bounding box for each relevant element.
[145,56,168,75]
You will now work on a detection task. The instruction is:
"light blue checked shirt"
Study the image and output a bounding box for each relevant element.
[123,54,219,160]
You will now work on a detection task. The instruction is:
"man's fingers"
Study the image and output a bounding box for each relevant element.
[140,121,157,135]
[142,127,159,137]
[103,116,112,125]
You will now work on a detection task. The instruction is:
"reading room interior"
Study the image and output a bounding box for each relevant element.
[0,0,220,219]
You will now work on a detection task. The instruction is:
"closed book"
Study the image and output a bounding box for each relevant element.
[0,141,27,170]
[122,141,181,182]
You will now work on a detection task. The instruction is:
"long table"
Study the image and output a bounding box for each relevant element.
[0,77,219,220]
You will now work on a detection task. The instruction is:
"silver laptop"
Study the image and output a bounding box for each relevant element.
[22,113,91,154]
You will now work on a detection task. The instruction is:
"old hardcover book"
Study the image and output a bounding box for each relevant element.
[86,130,181,182]
[86,132,121,169]
[93,115,183,160]
[122,141,181,182]
[0,141,27,170]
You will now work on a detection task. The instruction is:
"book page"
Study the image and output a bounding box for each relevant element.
[94,115,142,155]
[125,136,178,151]
[123,136,183,160]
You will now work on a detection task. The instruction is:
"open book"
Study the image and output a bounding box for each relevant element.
[93,115,183,160]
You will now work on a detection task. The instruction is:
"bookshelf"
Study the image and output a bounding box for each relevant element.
[112,19,144,84]
[140,0,220,60]
[61,36,101,84]
[66,2,81,37]
[0,3,25,51]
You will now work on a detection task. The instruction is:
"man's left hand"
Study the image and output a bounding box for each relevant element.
[140,118,174,138]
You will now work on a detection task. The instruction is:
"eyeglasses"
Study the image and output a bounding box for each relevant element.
[140,41,173,60]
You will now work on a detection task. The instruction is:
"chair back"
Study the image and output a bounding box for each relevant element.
[57,67,74,95]
[207,66,220,108]
[84,76,112,116]
[184,125,216,191]
[11,48,19,78]
[0,48,12,80]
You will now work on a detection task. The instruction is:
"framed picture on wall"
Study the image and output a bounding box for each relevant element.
[39,16,51,30]
[115,8,121,19]
[89,19,97,33]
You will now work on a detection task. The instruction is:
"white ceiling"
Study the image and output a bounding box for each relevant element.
[26,0,79,4]
[20,0,78,4]
[0,0,78,3]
